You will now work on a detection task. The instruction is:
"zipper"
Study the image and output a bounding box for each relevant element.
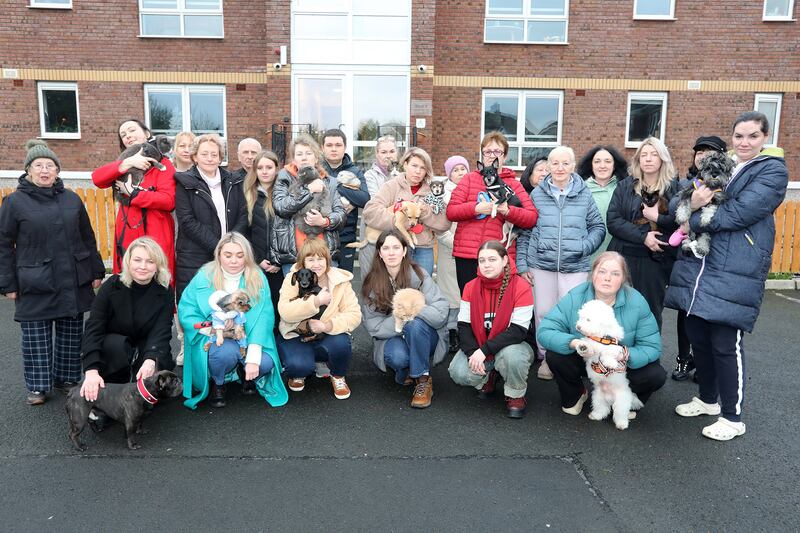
[556,198,563,272]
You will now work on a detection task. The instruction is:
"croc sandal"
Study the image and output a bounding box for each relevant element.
[675,397,721,417]
[702,417,746,441]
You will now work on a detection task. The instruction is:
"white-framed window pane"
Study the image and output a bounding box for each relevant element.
[755,94,781,146]
[184,15,223,37]
[141,14,181,36]
[521,146,551,167]
[484,95,519,142]
[39,85,79,136]
[354,75,407,143]
[764,0,792,16]
[352,0,408,15]
[628,99,664,143]
[31,0,72,6]
[148,91,183,135]
[527,20,566,43]
[293,14,347,39]
[531,0,566,16]
[485,19,524,41]
[635,0,672,16]
[488,0,523,15]
[525,97,559,142]
[294,0,348,11]
[189,91,225,135]
[297,78,343,137]
[352,16,407,39]
[141,0,177,9]
[504,147,520,167]
[185,0,220,10]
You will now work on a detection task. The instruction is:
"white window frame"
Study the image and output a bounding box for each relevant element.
[37,82,80,139]
[484,0,570,45]
[754,93,782,147]
[138,0,224,39]
[625,92,668,148]
[144,84,227,147]
[763,0,795,20]
[633,0,676,20]
[481,89,564,169]
[29,0,72,8]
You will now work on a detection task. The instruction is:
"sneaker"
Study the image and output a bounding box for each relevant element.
[287,377,306,392]
[330,376,351,400]
[562,389,588,416]
[410,376,433,409]
[537,359,554,380]
[209,383,226,408]
[506,396,527,419]
[671,357,695,381]
[315,362,331,379]
[53,381,78,394]
[477,370,498,399]
[26,391,46,406]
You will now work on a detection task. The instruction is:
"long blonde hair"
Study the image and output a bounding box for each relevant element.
[119,237,171,288]
[204,232,264,302]
[244,150,280,224]
[629,137,675,196]
[171,131,196,170]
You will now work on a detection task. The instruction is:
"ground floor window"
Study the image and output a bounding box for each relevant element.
[625,91,667,148]
[37,82,80,139]
[144,84,226,138]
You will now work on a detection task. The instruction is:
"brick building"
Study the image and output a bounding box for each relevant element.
[1,0,797,199]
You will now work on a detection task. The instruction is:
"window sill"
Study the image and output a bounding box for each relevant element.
[484,40,569,45]
[632,16,677,21]
[762,17,796,21]
[40,133,81,140]
[28,3,72,8]
[137,34,224,39]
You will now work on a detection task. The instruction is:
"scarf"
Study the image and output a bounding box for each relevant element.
[469,261,519,347]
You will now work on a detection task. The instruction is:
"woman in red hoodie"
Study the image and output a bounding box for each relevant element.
[446,132,537,293]
[448,240,535,418]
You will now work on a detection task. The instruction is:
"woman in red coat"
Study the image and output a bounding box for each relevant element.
[446,131,538,293]
[92,118,176,278]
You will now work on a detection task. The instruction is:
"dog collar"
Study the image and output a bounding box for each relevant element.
[691,178,722,194]
[586,334,619,346]
[590,346,630,377]
[137,378,158,405]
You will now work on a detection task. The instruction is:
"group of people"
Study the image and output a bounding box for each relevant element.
[0,110,787,442]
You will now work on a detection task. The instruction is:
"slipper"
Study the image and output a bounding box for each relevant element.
[675,397,721,417]
[702,417,746,441]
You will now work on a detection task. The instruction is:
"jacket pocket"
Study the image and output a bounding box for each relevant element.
[73,250,95,286]
[17,258,54,295]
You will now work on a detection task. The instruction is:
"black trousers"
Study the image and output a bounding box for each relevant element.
[624,254,673,331]
[546,350,666,408]
[455,257,479,295]
[676,309,692,360]
[265,269,284,326]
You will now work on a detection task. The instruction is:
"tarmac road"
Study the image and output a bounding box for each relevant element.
[1,288,798,533]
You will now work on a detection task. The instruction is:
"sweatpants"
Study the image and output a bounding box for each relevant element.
[455,257,479,295]
[684,315,746,422]
[531,269,588,356]
[448,343,534,398]
[625,254,673,331]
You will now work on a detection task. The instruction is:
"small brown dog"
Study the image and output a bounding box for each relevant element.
[348,200,423,249]
[205,289,251,355]
[392,288,426,333]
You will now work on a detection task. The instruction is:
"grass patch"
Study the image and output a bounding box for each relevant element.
[768,272,795,280]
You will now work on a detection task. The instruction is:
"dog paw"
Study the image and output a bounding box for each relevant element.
[615,420,629,430]
[587,411,604,421]
[127,442,141,450]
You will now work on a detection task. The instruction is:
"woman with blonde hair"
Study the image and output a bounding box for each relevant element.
[178,232,287,409]
[171,131,196,172]
[606,136,680,330]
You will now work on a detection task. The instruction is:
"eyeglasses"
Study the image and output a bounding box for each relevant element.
[31,163,57,171]
[482,149,504,157]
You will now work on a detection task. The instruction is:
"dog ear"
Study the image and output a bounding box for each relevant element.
[291,272,298,286]
[476,161,484,171]
[492,159,499,169]
[311,271,318,285]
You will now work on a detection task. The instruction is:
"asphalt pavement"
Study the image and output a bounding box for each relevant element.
[1,286,799,533]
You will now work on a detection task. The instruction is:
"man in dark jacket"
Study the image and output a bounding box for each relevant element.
[231,138,262,181]
[321,129,368,273]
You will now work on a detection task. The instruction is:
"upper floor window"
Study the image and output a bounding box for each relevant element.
[29,0,72,8]
[484,0,569,44]
[633,0,675,19]
[754,93,782,146]
[625,92,667,148]
[144,84,226,138]
[139,0,223,38]
[482,90,563,168]
[763,0,795,20]
[37,82,80,139]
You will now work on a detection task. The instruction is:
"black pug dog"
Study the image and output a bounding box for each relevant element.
[65,370,183,451]
[288,166,332,237]
[115,135,172,205]
[477,159,522,209]
[290,268,328,343]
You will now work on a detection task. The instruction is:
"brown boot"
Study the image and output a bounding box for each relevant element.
[411,375,433,409]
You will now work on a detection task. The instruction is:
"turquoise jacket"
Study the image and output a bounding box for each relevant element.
[178,266,288,409]
[537,281,661,369]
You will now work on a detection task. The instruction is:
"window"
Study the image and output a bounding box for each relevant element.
[29,0,71,8]
[484,0,569,44]
[482,90,563,167]
[139,0,223,38]
[625,92,667,148]
[633,0,675,19]
[144,85,226,139]
[754,93,782,146]
[763,0,795,20]
[37,82,80,139]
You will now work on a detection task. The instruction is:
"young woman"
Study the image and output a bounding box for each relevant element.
[667,112,788,441]
[361,230,449,409]
[362,147,451,276]
[277,239,361,399]
[178,232,287,409]
[0,141,105,405]
[92,118,176,277]
[271,134,346,275]
[448,241,534,418]
[171,131,196,172]
[244,150,284,319]
[538,252,666,418]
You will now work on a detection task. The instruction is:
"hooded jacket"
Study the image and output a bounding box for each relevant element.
[323,154,369,244]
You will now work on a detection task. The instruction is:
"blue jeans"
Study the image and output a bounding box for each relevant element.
[277,333,352,378]
[208,339,275,385]
[383,318,438,384]
[411,247,434,276]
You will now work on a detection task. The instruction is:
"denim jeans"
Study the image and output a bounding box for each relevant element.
[383,318,438,384]
[277,333,352,378]
[208,339,275,385]
[411,247,434,276]
[448,343,534,398]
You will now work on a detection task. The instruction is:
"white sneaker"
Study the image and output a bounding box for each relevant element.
[315,362,331,378]
[562,390,588,416]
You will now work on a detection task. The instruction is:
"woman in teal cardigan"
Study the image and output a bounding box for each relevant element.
[537,251,666,417]
[178,232,287,409]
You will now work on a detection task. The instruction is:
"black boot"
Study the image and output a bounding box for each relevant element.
[236,364,256,395]
[209,382,226,407]
[671,355,695,381]
[448,329,459,354]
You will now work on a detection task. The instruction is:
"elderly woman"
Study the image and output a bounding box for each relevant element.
[178,232,287,409]
[174,133,248,301]
[272,134,346,275]
[362,147,451,275]
[520,157,549,194]
[0,140,105,405]
[79,237,174,405]
[361,230,449,409]
[277,239,361,399]
[447,132,538,292]
[92,118,176,277]
[538,252,666,417]
[667,112,788,441]
[606,137,679,331]
[517,145,605,380]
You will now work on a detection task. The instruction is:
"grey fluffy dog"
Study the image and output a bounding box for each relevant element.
[673,151,735,258]
[289,166,331,236]
[114,135,172,205]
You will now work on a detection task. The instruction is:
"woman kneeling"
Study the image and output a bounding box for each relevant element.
[448,241,535,418]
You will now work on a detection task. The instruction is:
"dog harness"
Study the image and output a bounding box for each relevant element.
[586,338,629,377]
[137,378,158,405]
[690,178,722,194]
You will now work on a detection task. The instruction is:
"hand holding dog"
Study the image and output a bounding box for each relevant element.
[259,259,281,273]
[114,174,135,197]
[308,319,331,334]
[307,179,325,194]
[314,287,332,307]
[475,200,494,216]
[690,185,715,211]
[304,209,326,227]
[496,201,510,216]
[641,202,660,222]
[118,147,158,173]
[80,370,105,402]
[644,231,667,252]
[468,349,488,375]
[136,359,156,381]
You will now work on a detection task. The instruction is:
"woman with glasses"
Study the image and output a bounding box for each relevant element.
[446,132,538,293]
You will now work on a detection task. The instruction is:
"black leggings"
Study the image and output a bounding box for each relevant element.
[455,257,479,295]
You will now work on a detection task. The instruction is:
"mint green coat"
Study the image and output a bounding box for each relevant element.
[585,176,618,264]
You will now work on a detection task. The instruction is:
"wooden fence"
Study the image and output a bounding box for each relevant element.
[0,187,798,273]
